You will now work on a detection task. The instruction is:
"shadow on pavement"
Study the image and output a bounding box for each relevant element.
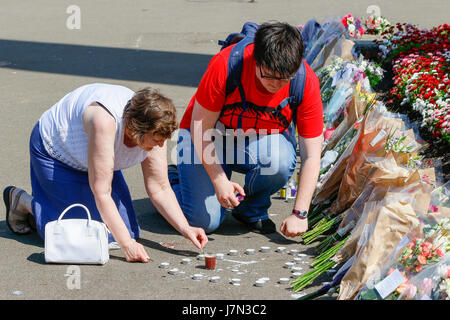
[0,221,44,247]
[0,39,213,87]
[133,197,300,246]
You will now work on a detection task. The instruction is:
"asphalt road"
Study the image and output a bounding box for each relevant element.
[0,0,448,303]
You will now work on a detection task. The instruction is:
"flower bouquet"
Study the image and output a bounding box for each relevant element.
[304,17,346,69]
[337,186,430,299]
[341,14,365,39]
[355,192,448,300]
[329,104,411,215]
[364,15,391,35]
[318,154,425,255]
[322,84,373,155]
[430,261,450,300]
[357,226,448,300]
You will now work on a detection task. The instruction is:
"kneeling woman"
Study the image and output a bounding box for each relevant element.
[3,83,208,263]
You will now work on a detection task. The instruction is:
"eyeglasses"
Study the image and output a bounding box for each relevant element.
[259,66,296,81]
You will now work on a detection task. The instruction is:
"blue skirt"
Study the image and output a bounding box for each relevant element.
[29,122,140,243]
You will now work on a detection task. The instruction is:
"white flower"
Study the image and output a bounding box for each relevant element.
[348,24,356,33]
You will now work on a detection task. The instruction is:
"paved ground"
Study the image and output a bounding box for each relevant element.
[0,0,449,302]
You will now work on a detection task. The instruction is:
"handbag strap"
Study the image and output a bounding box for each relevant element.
[57,203,92,224]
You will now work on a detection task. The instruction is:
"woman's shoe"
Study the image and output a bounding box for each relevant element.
[3,186,32,235]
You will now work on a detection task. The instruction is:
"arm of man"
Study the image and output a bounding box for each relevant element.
[141,141,208,249]
[191,99,245,208]
[83,103,150,262]
[280,134,322,237]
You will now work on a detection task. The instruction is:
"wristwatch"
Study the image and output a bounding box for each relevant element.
[292,209,308,220]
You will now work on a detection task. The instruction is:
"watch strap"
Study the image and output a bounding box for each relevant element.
[292,209,308,219]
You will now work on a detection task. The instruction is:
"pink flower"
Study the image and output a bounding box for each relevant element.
[420,278,433,297]
[436,248,444,257]
[404,284,417,299]
[417,254,427,265]
[324,128,335,141]
[428,205,439,213]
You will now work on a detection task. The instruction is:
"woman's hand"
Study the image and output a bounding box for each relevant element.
[213,177,245,209]
[181,226,209,249]
[121,239,150,263]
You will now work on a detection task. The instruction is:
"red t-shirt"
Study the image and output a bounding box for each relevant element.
[179,43,323,138]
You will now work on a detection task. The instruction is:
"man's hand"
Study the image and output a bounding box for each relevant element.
[280,214,308,238]
[182,226,209,249]
[213,176,245,209]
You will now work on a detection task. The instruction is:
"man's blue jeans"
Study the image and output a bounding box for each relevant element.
[170,128,297,233]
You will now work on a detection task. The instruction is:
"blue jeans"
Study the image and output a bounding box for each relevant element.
[170,128,297,233]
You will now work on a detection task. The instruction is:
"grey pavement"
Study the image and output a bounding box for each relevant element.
[0,0,448,301]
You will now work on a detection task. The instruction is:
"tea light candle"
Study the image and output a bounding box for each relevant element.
[278,278,290,284]
[181,258,192,265]
[254,279,266,287]
[168,268,179,275]
[293,257,303,264]
[159,262,170,269]
[276,247,286,253]
[209,276,220,283]
[297,253,307,258]
[230,278,241,285]
[259,246,270,253]
[197,254,205,261]
[292,266,303,272]
[216,253,224,260]
[245,248,255,255]
[228,249,238,256]
[192,274,203,280]
[291,272,303,278]
[288,249,300,255]
[284,262,295,269]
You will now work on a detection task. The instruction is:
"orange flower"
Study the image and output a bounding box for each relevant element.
[396,281,408,295]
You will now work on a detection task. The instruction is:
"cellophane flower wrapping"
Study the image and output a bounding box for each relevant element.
[322,83,371,155]
[337,154,423,232]
[304,17,346,69]
[337,187,431,300]
[333,164,426,265]
[330,104,409,214]
[357,218,449,300]
[354,182,448,300]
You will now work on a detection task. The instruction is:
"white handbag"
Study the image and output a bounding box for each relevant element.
[45,203,110,265]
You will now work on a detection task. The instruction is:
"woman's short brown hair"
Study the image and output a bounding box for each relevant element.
[123,87,178,143]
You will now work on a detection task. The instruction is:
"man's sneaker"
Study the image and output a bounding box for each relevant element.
[231,210,276,234]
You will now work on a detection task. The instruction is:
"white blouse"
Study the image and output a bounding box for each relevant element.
[39,83,148,171]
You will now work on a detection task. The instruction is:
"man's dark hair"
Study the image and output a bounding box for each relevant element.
[254,21,304,78]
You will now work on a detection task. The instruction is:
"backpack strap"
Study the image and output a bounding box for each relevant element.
[218,22,259,50]
[225,37,252,96]
[221,22,307,138]
[289,60,307,125]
